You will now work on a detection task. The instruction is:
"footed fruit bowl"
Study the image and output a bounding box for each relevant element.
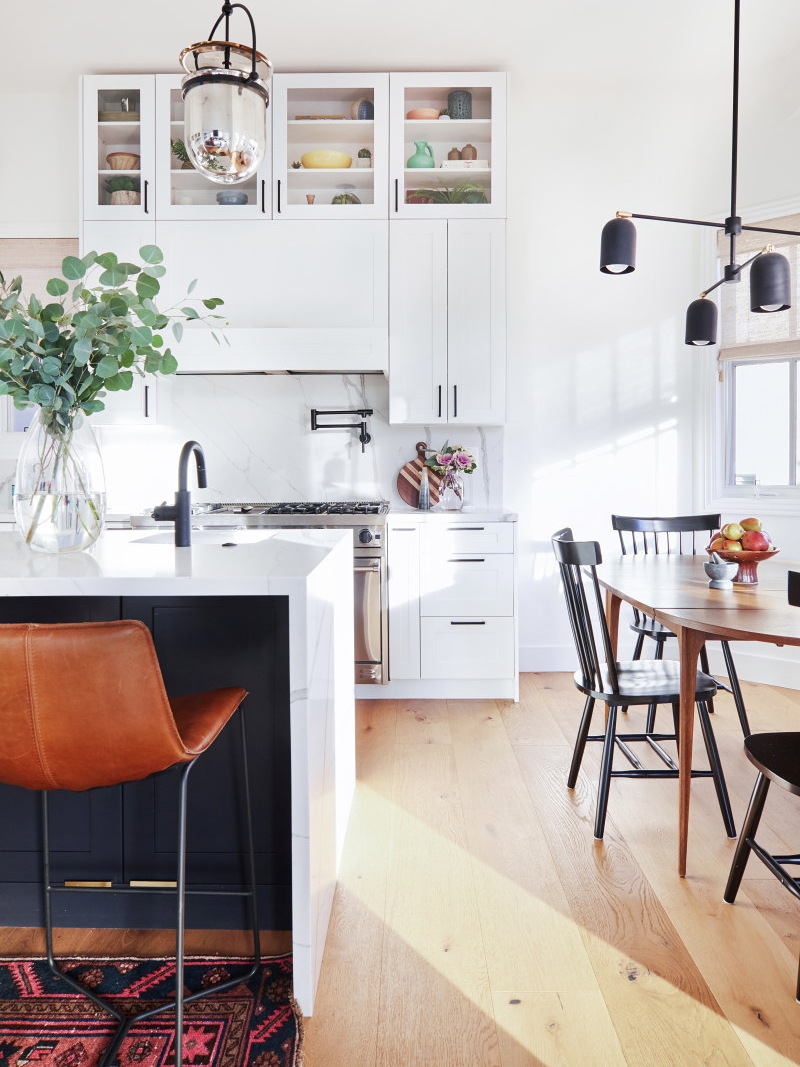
[705,546,780,585]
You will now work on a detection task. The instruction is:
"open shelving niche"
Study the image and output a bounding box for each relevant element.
[283,87,378,208]
[95,88,143,209]
[402,86,493,206]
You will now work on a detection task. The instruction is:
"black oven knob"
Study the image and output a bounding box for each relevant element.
[358,529,373,544]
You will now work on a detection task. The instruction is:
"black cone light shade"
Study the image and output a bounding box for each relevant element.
[600,217,636,274]
[685,298,718,346]
[750,250,791,312]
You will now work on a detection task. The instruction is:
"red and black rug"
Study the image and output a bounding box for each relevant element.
[0,955,302,1067]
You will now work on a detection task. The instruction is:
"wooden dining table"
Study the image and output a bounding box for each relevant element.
[597,553,800,877]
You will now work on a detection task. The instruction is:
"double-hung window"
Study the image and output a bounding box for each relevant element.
[718,213,800,493]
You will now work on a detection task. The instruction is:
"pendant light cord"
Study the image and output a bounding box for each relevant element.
[729,0,741,268]
[208,2,259,80]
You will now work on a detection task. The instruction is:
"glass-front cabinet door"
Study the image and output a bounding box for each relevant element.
[155,74,270,220]
[82,75,155,221]
[389,72,506,219]
[272,73,389,219]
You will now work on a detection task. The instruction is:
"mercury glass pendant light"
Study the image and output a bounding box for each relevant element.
[600,0,795,347]
[179,2,272,185]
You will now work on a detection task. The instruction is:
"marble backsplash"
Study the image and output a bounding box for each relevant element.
[64,373,506,515]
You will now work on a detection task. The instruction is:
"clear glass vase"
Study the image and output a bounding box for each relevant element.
[438,470,465,511]
[14,408,106,553]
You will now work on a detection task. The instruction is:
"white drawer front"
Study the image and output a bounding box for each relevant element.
[420,554,514,617]
[421,617,515,679]
[420,521,514,555]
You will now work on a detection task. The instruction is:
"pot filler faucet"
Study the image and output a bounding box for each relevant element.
[152,441,208,547]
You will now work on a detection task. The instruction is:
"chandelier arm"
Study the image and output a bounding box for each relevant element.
[627,212,726,229]
[741,224,800,238]
[701,248,765,299]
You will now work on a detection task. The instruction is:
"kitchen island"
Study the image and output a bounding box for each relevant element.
[0,527,355,1016]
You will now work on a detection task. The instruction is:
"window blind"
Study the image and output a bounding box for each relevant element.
[717,213,800,365]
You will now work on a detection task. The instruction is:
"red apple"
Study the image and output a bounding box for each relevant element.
[708,535,727,552]
[721,522,745,540]
[740,517,762,532]
[723,539,744,552]
[741,530,770,551]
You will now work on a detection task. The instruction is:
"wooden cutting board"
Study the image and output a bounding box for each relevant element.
[397,442,442,507]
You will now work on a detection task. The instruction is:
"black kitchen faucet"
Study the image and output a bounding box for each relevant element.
[152,441,207,547]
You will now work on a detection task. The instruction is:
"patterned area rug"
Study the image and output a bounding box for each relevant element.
[0,955,302,1067]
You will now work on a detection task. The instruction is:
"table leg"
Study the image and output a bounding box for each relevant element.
[676,625,706,878]
[605,590,621,657]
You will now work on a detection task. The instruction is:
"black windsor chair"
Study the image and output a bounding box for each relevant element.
[724,569,800,1001]
[611,513,750,737]
[552,528,735,841]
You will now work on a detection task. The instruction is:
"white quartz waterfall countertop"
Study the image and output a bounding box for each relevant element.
[0,525,354,1018]
[0,527,351,594]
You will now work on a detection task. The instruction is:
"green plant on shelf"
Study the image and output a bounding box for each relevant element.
[291,160,302,169]
[438,108,450,117]
[405,182,487,204]
[104,175,140,194]
[357,148,371,158]
[170,138,222,172]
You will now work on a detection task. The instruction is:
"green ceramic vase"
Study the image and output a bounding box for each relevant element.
[407,141,435,168]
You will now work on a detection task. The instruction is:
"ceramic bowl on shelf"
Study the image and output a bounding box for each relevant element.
[406,108,441,120]
[216,191,248,205]
[106,152,140,170]
[300,150,352,169]
[705,545,780,585]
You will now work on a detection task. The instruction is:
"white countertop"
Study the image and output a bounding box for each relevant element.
[0,527,351,595]
[389,505,517,522]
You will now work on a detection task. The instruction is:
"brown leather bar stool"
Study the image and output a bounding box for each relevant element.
[0,619,260,1067]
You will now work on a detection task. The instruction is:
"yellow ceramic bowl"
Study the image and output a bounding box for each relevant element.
[300,150,352,169]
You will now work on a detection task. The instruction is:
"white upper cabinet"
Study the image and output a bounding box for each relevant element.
[389,72,506,219]
[389,219,506,424]
[272,74,389,220]
[82,76,155,222]
[155,74,271,221]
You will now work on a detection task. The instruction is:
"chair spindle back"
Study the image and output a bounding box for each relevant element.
[611,514,722,557]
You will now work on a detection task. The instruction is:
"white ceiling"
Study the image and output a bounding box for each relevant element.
[6,0,800,93]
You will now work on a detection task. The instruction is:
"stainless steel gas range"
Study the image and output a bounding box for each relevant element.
[189,501,389,684]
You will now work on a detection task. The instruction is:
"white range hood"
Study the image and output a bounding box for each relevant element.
[159,220,388,375]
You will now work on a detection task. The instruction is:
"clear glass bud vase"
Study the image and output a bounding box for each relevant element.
[14,408,106,553]
[438,470,465,510]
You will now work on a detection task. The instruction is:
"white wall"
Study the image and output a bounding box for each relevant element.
[3,0,800,674]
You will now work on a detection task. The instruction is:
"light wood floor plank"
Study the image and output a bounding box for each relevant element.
[493,990,627,1067]
[514,738,756,1066]
[395,697,453,745]
[447,699,597,992]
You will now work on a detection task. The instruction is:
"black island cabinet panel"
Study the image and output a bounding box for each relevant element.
[0,594,292,930]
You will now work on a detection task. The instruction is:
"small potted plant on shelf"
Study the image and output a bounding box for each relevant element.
[356,148,372,169]
[405,181,488,205]
[438,108,450,120]
[291,160,302,169]
[104,176,140,206]
[170,139,194,170]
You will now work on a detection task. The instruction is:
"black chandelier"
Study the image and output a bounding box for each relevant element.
[179,2,272,185]
[600,0,799,347]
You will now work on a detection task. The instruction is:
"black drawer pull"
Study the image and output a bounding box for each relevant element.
[277,179,281,213]
[393,527,416,532]
[451,620,486,625]
[448,526,485,531]
[261,179,266,213]
[448,558,485,563]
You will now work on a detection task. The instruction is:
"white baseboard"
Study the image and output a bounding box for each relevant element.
[521,642,800,692]
[356,678,518,700]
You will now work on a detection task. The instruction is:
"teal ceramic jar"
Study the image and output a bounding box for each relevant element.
[407,141,435,168]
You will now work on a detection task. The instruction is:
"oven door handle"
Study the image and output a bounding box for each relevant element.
[354,561,382,573]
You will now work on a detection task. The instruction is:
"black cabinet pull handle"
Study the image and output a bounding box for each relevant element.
[447,558,485,563]
[438,384,442,418]
[261,179,266,213]
[395,178,399,213]
[393,527,416,532]
[144,384,149,418]
[453,383,458,417]
[143,179,149,214]
[450,620,486,625]
[277,179,281,213]
[448,526,485,531]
